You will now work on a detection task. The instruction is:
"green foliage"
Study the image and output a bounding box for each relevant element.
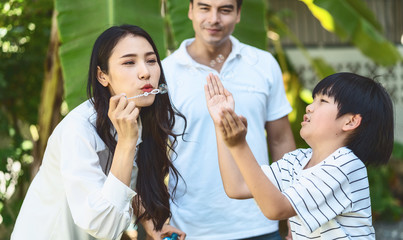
[0,0,51,124]
[368,144,403,221]
[310,57,336,80]
[55,0,166,109]
[0,0,53,237]
[301,0,402,66]
[393,142,403,159]
[232,0,266,50]
[267,11,336,80]
[166,0,191,49]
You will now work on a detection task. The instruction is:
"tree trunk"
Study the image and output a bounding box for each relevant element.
[31,10,64,178]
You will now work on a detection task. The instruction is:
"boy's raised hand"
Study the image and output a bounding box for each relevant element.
[220,108,248,147]
[204,73,234,125]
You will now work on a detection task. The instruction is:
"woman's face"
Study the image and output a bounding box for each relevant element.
[98,35,161,108]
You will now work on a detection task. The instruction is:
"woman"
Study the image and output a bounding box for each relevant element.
[11,25,186,240]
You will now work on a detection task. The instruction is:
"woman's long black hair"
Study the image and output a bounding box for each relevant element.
[87,24,186,230]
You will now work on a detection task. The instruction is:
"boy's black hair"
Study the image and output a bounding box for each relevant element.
[312,72,394,166]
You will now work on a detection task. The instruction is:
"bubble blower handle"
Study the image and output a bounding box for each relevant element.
[126,83,168,100]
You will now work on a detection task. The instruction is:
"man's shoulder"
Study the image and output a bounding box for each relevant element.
[162,50,180,65]
[162,50,184,78]
[162,38,193,65]
[236,39,274,57]
[234,40,278,68]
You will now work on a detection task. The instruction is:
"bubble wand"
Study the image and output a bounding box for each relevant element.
[127,83,168,100]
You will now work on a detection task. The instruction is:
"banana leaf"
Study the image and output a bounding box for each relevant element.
[55,0,165,109]
[300,0,402,66]
[233,0,266,50]
[166,0,193,48]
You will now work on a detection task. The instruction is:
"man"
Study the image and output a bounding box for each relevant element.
[162,0,296,239]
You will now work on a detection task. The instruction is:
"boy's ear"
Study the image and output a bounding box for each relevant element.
[342,114,362,132]
[97,66,109,87]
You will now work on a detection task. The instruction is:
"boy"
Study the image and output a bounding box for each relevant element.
[205,72,394,239]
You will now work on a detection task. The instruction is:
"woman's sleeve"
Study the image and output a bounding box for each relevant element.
[59,121,136,239]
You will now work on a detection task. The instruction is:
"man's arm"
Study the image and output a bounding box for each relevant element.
[265,116,296,162]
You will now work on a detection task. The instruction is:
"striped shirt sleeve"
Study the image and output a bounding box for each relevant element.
[261,161,283,191]
[282,162,352,233]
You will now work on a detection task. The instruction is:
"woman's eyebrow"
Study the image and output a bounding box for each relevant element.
[145,51,156,57]
[120,53,137,58]
[120,52,155,58]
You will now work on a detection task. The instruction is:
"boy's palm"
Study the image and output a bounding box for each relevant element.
[204,74,234,124]
[207,90,234,124]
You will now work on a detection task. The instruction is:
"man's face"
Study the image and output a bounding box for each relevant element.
[188,0,241,47]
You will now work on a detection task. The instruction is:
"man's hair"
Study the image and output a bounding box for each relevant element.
[190,0,243,10]
[312,72,394,166]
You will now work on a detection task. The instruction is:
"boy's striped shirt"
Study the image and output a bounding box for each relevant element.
[262,147,375,239]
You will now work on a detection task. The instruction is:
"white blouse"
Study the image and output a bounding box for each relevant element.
[11,100,140,240]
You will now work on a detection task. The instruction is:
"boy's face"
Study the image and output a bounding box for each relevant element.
[300,94,346,147]
[188,0,241,47]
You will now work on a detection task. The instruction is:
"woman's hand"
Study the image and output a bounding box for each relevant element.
[108,93,140,186]
[204,73,234,125]
[149,223,186,240]
[108,93,140,142]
